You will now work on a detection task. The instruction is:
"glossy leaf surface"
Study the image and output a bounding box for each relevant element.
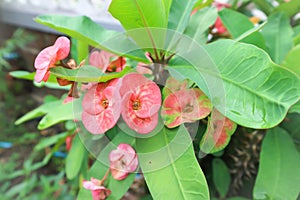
[137,126,209,199]
[253,127,300,200]
[35,15,147,62]
[218,8,266,50]
[50,65,132,82]
[169,39,300,128]
[261,12,294,63]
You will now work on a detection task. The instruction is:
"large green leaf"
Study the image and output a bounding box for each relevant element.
[50,65,132,82]
[184,6,218,45]
[168,39,300,129]
[109,0,170,30]
[15,95,82,129]
[253,127,300,200]
[168,0,197,33]
[109,0,171,55]
[282,44,300,77]
[136,126,209,199]
[261,12,294,63]
[218,8,266,50]
[35,15,147,62]
[77,130,135,200]
[274,0,300,17]
[212,158,231,198]
[66,134,86,180]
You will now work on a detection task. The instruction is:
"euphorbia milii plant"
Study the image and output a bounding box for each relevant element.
[14,0,300,199]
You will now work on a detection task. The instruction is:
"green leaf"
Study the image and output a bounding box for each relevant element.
[66,134,86,180]
[71,38,89,64]
[294,26,300,45]
[34,132,69,151]
[212,158,231,198]
[77,130,135,200]
[261,12,294,63]
[50,65,132,82]
[279,113,300,152]
[15,95,82,129]
[282,44,300,77]
[136,126,209,200]
[9,70,70,90]
[218,8,266,50]
[168,39,300,129]
[35,15,147,62]
[109,0,170,30]
[253,127,300,200]
[168,0,198,34]
[184,6,218,45]
[109,0,171,54]
[289,101,300,114]
[274,0,300,17]
[252,0,274,15]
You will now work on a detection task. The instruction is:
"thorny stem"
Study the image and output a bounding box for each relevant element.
[68,82,79,98]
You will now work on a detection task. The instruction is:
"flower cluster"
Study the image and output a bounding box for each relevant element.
[83,143,138,200]
[82,73,161,134]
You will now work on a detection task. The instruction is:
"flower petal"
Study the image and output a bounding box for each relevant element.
[54,36,70,60]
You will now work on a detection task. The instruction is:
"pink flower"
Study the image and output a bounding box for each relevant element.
[109,143,138,180]
[81,79,122,134]
[83,177,111,200]
[89,50,125,73]
[212,2,231,35]
[120,73,161,134]
[34,36,70,82]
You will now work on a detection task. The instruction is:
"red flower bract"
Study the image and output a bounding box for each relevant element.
[82,79,122,134]
[83,177,111,200]
[34,36,70,82]
[120,73,161,134]
[109,143,138,180]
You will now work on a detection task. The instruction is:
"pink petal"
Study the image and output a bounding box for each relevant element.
[110,166,129,180]
[132,82,161,118]
[119,73,149,96]
[82,105,120,134]
[82,180,105,191]
[136,63,152,75]
[89,50,114,72]
[34,46,56,70]
[82,84,106,115]
[34,69,48,83]
[54,36,70,60]
[122,98,159,134]
[109,144,138,180]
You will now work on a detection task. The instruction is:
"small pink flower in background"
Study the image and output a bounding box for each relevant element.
[34,36,70,82]
[83,177,111,200]
[161,77,212,128]
[89,50,125,73]
[120,73,161,134]
[81,79,122,134]
[109,143,138,180]
[212,2,231,35]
